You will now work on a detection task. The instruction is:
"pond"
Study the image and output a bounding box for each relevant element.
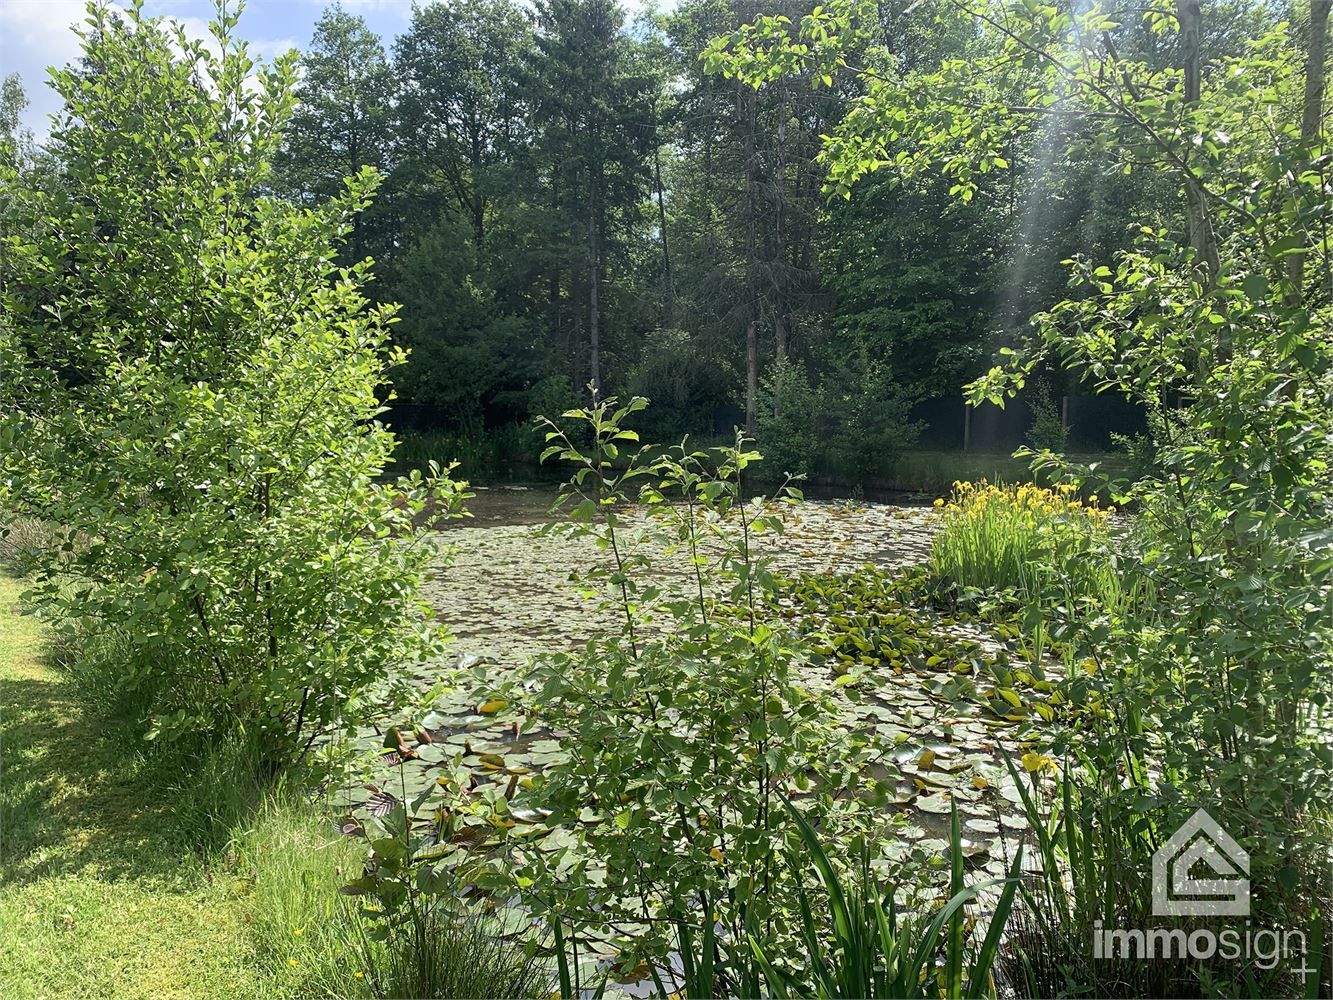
[355,486,1046,905]
[425,484,942,670]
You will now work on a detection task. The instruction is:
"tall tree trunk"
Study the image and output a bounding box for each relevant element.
[1176,0,1220,281]
[653,105,674,324]
[743,83,758,434]
[774,107,788,368]
[588,178,602,401]
[746,320,758,435]
[1290,0,1331,300]
[1301,2,1330,148]
[471,124,487,249]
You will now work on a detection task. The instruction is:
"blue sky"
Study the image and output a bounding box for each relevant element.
[1,0,668,139]
[0,1,417,137]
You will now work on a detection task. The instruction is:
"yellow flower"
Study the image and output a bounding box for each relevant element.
[292,927,305,937]
[289,959,299,967]
[355,972,365,979]
[933,498,944,507]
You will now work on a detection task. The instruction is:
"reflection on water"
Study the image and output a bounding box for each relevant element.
[452,480,932,530]
[444,483,560,528]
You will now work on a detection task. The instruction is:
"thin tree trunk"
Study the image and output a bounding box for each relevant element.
[1176,0,1220,281]
[1301,3,1329,163]
[774,106,788,369]
[743,83,758,434]
[1290,0,1331,299]
[653,105,674,324]
[470,124,486,246]
[746,319,758,435]
[588,180,601,401]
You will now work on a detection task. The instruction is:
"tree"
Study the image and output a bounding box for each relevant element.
[527,0,656,397]
[394,0,532,250]
[0,1,457,764]
[392,213,539,424]
[0,74,36,218]
[712,1,1333,974]
[274,5,395,266]
[0,74,26,147]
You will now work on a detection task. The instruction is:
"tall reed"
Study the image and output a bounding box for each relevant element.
[929,480,1142,614]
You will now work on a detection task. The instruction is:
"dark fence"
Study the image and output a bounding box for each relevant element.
[385,393,1147,454]
[911,393,1146,453]
[383,402,474,433]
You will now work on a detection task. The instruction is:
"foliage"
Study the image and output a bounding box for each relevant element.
[393,0,532,252]
[252,0,1057,477]
[751,797,1023,1000]
[392,423,540,479]
[996,755,1207,1000]
[519,397,879,985]
[0,574,381,999]
[819,173,999,401]
[757,357,821,476]
[756,356,923,484]
[0,2,463,763]
[0,515,61,577]
[391,215,539,423]
[271,5,395,268]
[624,326,738,441]
[1024,380,1066,453]
[928,481,1131,612]
[366,905,554,1000]
[818,356,923,485]
[330,736,559,999]
[229,801,376,1000]
[712,4,1333,988]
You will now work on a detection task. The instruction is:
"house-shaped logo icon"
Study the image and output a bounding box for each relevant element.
[1152,808,1250,917]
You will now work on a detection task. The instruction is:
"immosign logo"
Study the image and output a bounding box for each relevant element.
[1151,808,1251,917]
[1094,806,1307,973]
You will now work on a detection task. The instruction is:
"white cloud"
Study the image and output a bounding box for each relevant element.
[0,0,89,74]
[311,0,410,16]
[0,1,297,139]
[0,0,107,138]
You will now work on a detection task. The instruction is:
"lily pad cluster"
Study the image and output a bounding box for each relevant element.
[338,497,1070,987]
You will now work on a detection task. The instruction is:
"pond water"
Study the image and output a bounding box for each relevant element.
[425,493,942,668]
[354,490,1045,982]
[449,480,935,530]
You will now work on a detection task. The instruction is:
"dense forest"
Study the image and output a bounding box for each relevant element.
[247,0,1252,474]
[0,0,1278,477]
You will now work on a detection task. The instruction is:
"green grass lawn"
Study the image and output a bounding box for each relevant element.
[0,576,370,1000]
[0,575,265,998]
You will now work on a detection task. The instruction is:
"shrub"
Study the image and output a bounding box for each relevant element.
[0,515,60,577]
[516,399,883,988]
[335,747,555,1000]
[229,801,374,999]
[1024,380,1067,452]
[751,797,1023,999]
[393,423,533,478]
[365,906,554,1000]
[819,355,922,484]
[624,327,734,441]
[928,480,1133,612]
[0,3,461,764]
[756,357,820,476]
